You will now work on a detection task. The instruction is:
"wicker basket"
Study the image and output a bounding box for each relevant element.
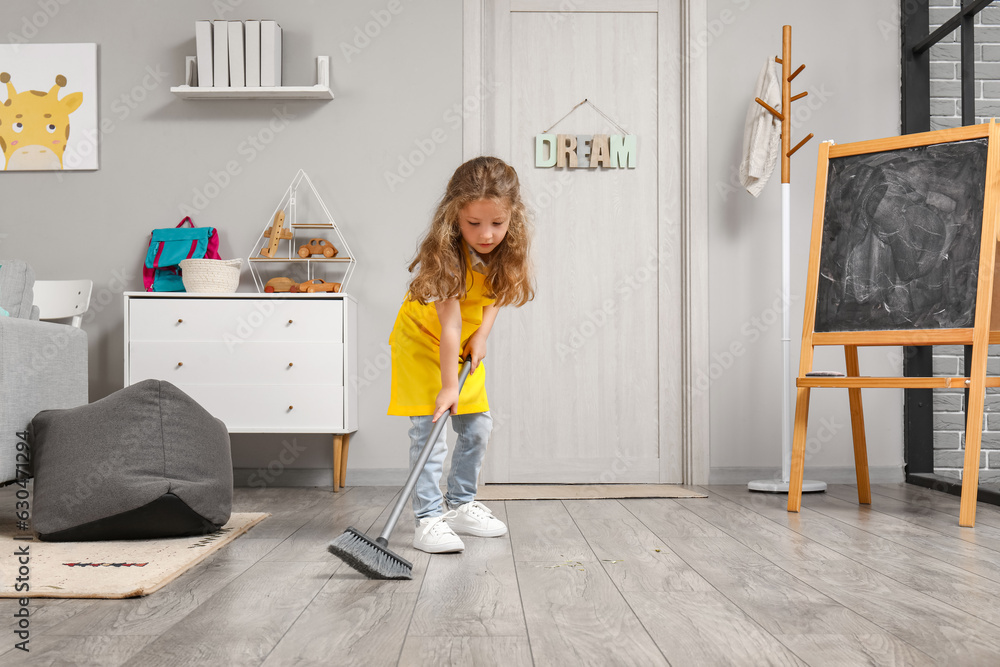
[179,258,242,293]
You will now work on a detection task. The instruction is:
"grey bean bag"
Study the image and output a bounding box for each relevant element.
[30,379,232,541]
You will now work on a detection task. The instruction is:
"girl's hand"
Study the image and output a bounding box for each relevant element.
[463,334,487,374]
[433,386,459,423]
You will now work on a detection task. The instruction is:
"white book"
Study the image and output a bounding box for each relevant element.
[185,56,198,86]
[260,20,282,87]
[245,20,261,87]
[195,20,213,87]
[228,21,245,87]
[213,20,229,86]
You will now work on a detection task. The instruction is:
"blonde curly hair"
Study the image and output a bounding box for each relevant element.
[407,156,535,308]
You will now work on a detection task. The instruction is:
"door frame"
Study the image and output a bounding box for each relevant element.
[463,0,709,484]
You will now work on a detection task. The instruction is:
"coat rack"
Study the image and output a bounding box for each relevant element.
[747,26,823,495]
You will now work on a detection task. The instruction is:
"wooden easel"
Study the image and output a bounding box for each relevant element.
[788,121,1000,527]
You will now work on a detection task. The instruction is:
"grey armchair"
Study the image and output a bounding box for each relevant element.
[0,260,88,485]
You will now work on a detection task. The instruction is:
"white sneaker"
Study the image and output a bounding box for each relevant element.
[413,512,465,553]
[446,500,508,537]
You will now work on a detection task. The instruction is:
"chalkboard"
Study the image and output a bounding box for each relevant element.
[792,124,1000,528]
[814,138,989,332]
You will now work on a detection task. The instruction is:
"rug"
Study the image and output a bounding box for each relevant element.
[0,512,269,599]
[475,484,707,500]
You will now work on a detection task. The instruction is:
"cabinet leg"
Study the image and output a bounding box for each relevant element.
[339,432,351,489]
[333,434,343,493]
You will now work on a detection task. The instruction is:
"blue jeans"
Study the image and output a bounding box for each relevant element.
[408,411,493,520]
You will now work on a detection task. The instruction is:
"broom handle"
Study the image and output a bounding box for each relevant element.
[377,358,474,545]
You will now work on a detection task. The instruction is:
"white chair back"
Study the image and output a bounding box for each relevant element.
[33,279,93,328]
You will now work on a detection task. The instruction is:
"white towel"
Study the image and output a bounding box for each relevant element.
[740,60,782,197]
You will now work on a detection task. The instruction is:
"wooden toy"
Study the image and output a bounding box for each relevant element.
[307,280,341,293]
[290,279,341,293]
[259,210,294,258]
[264,277,296,293]
[298,238,339,258]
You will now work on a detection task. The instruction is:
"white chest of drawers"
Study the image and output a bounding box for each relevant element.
[123,292,357,490]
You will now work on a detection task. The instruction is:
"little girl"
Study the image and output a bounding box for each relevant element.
[388,156,534,554]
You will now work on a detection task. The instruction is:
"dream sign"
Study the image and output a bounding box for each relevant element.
[535,134,636,169]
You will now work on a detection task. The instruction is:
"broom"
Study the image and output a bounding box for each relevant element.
[327,357,473,579]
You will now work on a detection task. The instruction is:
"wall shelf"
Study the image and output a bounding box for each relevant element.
[171,56,333,100]
[171,85,333,100]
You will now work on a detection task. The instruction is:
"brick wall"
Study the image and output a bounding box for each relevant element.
[930,1,1000,482]
[933,348,1000,482]
[929,1,1000,129]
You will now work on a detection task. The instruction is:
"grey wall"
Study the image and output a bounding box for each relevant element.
[707,0,903,483]
[3,0,906,486]
[1,0,463,482]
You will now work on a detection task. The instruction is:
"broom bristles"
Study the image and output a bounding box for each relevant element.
[327,526,413,580]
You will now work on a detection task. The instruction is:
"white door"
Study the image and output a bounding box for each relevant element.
[476,1,685,483]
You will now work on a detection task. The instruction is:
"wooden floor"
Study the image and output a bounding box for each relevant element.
[4,483,1000,665]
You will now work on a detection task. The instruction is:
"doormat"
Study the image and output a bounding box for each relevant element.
[0,512,268,599]
[475,484,707,500]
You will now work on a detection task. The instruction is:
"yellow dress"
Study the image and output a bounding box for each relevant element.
[387,244,494,416]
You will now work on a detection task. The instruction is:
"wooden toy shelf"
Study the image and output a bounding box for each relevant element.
[247,170,357,292]
[171,56,333,100]
[250,257,353,263]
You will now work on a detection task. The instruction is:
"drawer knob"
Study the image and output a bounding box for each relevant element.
[288,362,294,367]
[288,319,294,324]
[177,362,183,367]
[288,405,294,410]
[177,318,183,324]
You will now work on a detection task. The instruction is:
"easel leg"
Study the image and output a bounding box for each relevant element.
[845,345,871,504]
[788,386,811,512]
[960,384,986,527]
[332,434,343,493]
[339,433,351,489]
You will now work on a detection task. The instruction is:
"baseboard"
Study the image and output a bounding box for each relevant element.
[233,467,409,488]
[709,466,905,485]
[234,466,904,488]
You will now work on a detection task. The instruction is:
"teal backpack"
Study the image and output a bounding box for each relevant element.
[143,217,220,292]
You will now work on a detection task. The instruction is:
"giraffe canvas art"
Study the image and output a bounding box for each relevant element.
[0,72,83,170]
[0,43,98,171]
